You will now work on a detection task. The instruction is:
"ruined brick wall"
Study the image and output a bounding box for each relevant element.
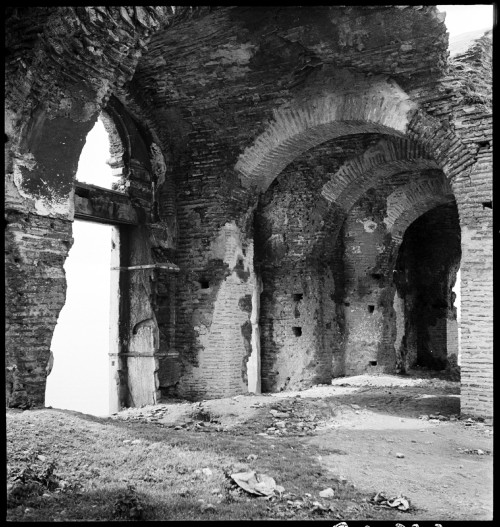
[4,7,173,408]
[5,214,73,407]
[403,32,493,416]
[253,132,458,388]
[5,7,492,417]
[338,166,457,376]
[341,190,395,375]
[107,6,482,403]
[451,36,492,417]
[255,134,387,391]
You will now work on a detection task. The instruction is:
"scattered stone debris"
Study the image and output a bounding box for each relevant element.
[319,488,335,498]
[231,471,277,497]
[370,491,411,511]
[269,492,341,518]
[459,448,490,456]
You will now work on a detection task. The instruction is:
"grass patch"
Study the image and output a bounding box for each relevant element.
[7,407,415,521]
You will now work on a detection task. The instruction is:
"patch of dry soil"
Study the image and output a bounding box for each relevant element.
[111,373,493,520]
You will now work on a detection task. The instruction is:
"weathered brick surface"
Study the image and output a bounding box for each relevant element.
[404,32,493,416]
[5,212,73,407]
[4,7,492,416]
[256,134,384,390]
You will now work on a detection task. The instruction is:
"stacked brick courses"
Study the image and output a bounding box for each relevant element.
[5,213,73,407]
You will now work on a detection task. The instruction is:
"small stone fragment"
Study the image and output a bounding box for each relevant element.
[396,452,405,458]
[319,487,335,498]
[275,485,285,495]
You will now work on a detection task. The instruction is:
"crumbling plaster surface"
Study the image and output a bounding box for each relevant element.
[176,222,256,399]
[342,193,392,376]
[6,156,75,220]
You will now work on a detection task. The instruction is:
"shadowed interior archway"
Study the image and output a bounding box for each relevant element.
[254,128,462,392]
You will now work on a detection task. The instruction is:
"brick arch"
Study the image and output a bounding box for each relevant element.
[310,167,447,264]
[321,137,439,210]
[378,176,456,272]
[235,80,417,192]
[385,177,455,237]
[236,90,476,201]
[406,108,476,183]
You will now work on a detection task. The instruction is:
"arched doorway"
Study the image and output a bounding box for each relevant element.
[393,203,461,377]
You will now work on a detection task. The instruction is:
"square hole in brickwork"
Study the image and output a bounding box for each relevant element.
[369,360,378,366]
[344,302,350,307]
[292,327,302,337]
[199,280,210,289]
[368,305,375,313]
[371,273,382,280]
[292,293,303,301]
[482,201,492,209]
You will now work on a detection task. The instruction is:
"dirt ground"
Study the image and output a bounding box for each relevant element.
[113,372,493,521]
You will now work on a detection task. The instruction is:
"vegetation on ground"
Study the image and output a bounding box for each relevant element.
[7,404,416,521]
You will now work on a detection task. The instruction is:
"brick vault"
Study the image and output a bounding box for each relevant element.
[5,6,492,417]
